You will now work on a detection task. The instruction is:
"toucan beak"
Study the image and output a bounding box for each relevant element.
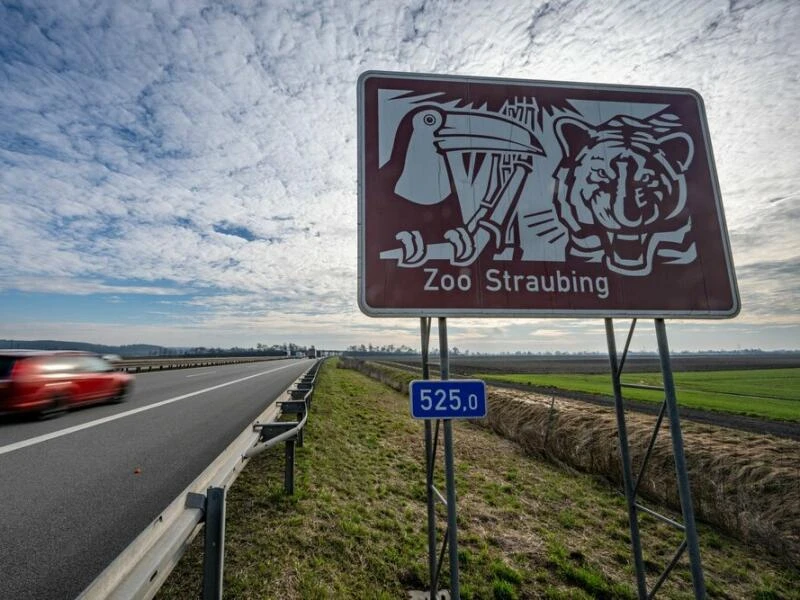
[435,111,544,155]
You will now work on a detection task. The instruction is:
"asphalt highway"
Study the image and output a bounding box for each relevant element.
[0,358,314,600]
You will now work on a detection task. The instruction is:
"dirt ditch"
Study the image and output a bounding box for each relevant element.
[340,357,800,568]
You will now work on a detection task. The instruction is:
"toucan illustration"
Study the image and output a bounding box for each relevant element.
[381,106,544,267]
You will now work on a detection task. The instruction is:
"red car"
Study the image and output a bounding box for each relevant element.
[0,350,133,417]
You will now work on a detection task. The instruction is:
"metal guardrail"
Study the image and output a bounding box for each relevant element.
[113,356,288,373]
[77,360,322,600]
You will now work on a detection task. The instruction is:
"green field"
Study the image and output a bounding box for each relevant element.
[473,368,800,422]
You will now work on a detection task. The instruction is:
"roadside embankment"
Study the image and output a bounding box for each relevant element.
[339,357,800,566]
[159,359,798,599]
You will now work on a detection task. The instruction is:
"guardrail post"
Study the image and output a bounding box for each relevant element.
[284,439,296,495]
[297,415,304,447]
[202,486,226,600]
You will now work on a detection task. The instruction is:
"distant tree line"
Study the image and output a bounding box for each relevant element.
[344,344,417,354]
[340,345,798,357]
[3,339,795,358]
[180,343,315,358]
[0,339,316,358]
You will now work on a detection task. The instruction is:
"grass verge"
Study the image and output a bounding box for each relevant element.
[473,369,800,421]
[157,360,799,599]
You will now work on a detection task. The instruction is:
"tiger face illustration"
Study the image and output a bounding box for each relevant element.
[552,114,697,276]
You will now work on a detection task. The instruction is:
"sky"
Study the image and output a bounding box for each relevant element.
[0,0,798,354]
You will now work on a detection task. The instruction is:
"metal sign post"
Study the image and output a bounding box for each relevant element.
[420,318,437,599]
[438,319,460,600]
[414,321,488,598]
[418,318,462,598]
[606,318,705,599]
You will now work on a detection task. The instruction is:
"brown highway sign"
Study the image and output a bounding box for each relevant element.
[357,71,740,318]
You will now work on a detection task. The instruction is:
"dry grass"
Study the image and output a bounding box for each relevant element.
[479,387,800,564]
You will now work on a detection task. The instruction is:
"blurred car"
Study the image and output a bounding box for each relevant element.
[0,350,133,417]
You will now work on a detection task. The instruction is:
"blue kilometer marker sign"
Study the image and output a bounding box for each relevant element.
[409,379,487,420]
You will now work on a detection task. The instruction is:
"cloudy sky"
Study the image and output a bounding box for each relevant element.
[1,0,797,353]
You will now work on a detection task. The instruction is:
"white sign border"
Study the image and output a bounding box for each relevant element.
[357,70,741,319]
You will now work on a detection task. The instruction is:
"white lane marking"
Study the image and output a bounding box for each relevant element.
[0,362,304,457]
[186,370,217,378]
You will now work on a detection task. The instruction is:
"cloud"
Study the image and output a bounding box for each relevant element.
[0,0,798,350]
